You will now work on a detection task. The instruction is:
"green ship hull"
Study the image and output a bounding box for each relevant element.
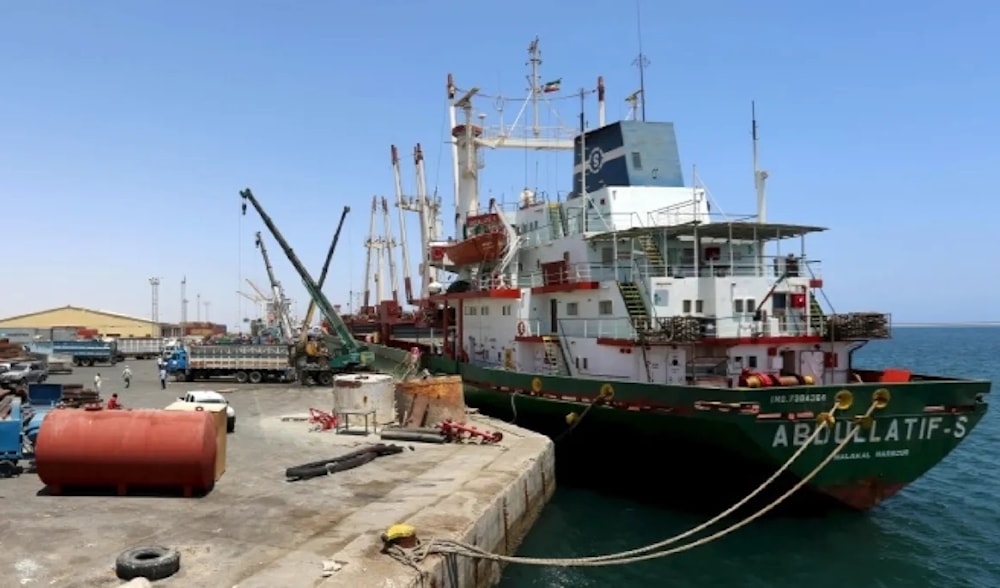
[376,345,989,512]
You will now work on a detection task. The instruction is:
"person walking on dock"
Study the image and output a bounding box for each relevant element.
[122,365,132,389]
[158,367,167,390]
[94,373,102,393]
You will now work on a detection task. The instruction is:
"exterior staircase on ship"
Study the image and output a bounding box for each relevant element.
[636,234,666,276]
[809,291,827,335]
[546,203,567,240]
[617,281,652,332]
[541,335,570,376]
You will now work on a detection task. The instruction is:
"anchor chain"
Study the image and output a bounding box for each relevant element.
[387,392,881,569]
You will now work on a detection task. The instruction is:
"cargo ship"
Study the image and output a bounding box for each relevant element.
[368,39,991,511]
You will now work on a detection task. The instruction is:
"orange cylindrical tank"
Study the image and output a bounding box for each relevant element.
[36,409,217,497]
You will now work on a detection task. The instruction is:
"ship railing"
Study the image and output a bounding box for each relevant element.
[658,256,822,280]
[555,318,637,340]
[516,262,622,288]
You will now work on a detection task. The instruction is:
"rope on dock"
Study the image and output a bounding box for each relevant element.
[386,392,884,568]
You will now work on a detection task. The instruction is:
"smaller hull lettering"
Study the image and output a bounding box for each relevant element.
[771,415,969,448]
[769,393,829,404]
[834,449,910,461]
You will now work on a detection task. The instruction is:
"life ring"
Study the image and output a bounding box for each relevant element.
[516,321,527,336]
[531,377,543,393]
[599,383,615,400]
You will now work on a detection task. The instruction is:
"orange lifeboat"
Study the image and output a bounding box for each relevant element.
[446,212,507,266]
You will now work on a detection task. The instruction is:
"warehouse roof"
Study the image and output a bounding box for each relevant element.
[0,305,155,325]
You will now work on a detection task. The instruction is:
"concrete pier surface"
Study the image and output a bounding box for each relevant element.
[0,364,554,587]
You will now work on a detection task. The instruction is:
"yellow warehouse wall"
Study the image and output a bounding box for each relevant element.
[0,307,160,338]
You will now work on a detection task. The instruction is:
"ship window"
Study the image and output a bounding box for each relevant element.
[467,306,477,316]
[575,357,580,369]
[748,355,758,368]
[601,247,613,264]
[583,357,589,369]
[631,151,642,170]
[695,299,704,313]
[598,300,613,315]
[480,306,489,316]
[734,299,745,314]
[746,298,757,313]
[502,305,512,316]
[682,300,692,313]
[567,302,579,316]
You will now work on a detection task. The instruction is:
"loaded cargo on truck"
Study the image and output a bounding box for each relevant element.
[25,340,119,367]
[115,337,165,360]
[165,344,294,383]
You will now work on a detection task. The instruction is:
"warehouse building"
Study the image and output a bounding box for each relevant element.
[0,305,161,339]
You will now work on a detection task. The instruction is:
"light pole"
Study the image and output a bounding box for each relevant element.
[148,277,161,331]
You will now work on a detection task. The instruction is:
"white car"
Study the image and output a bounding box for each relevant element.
[177,390,236,433]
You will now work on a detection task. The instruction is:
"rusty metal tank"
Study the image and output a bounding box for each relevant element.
[395,375,466,426]
[333,373,397,427]
[35,408,217,497]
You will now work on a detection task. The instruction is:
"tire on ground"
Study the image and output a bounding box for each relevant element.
[115,545,181,581]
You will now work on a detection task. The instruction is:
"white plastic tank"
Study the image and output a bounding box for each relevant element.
[332,373,397,427]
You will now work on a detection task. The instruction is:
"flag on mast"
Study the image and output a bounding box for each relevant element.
[541,79,562,93]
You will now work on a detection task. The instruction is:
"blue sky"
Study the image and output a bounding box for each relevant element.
[1,1,997,327]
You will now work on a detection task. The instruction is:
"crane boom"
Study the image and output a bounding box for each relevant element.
[381,196,400,304]
[297,205,350,348]
[255,231,295,340]
[240,188,372,369]
[391,145,415,304]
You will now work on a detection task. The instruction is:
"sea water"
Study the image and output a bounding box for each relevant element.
[500,327,1000,588]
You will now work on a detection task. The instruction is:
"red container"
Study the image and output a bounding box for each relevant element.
[36,409,217,497]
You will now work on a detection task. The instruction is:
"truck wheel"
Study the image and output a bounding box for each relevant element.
[174,372,186,383]
[235,371,249,384]
[317,372,334,386]
[248,371,263,384]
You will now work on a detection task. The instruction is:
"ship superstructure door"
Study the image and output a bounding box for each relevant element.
[799,350,825,384]
[665,350,686,385]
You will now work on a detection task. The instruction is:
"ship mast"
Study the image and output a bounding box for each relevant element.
[632,2,649,122]
[390,146,415,304]
[752,101,769,223]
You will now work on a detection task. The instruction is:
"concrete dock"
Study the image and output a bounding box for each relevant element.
[0,364,554,587]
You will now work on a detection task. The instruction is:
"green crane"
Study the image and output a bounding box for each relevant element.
[240,188,374,384]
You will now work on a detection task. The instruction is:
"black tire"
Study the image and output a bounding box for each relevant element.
[174,372,186,383]
[317,371,334,386]
[114,545,181,581]
[0,460,20,478]
[248,371,263,384]
[227,417,235,433]
[235,371,249,384]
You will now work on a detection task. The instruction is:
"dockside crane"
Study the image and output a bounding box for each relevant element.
[254,231,295,341]
[362,196,380,313]
[240,188,374,384]
[391,145,415,304]
[381,196,400,305]
[296,205,350,358]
